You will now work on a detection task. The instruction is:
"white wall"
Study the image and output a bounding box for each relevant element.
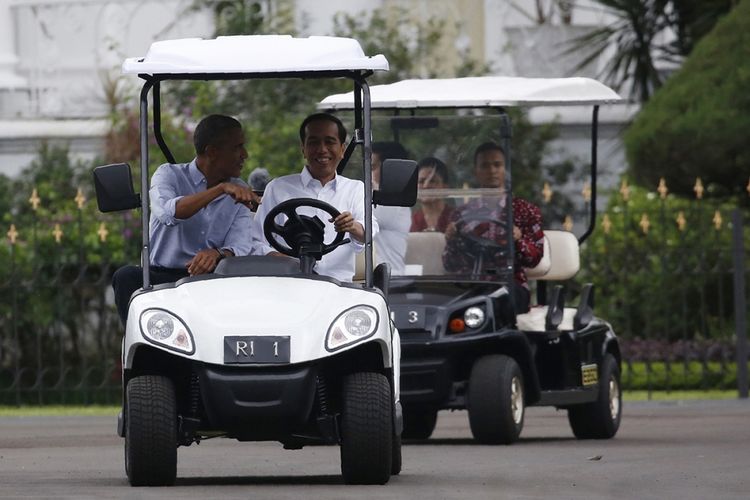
[1,0,213,177]
[294,0,377,34]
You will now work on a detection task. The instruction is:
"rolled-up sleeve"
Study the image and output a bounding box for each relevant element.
[150,165,183,226]
[223,205,254,257]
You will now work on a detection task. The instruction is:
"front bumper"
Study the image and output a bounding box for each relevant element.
[198,363,318,437]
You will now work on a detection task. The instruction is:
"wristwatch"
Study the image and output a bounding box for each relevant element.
[214,248,226,262]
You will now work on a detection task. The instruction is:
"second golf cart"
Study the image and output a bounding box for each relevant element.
[321,76,623,444]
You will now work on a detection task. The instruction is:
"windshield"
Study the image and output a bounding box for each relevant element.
[365,113,515,284]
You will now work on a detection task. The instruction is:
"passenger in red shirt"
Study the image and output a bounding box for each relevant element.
[443,142,544,313]
[410,157,456,233]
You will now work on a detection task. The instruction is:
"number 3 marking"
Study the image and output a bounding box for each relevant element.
[408,310,419,324]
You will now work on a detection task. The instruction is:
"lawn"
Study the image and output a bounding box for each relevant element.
[0,389,743,416]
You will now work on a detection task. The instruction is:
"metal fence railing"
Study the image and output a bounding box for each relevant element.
[540,178,749,397]
[1,179,748,405]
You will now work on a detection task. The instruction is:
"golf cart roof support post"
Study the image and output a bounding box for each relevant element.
[152,80,176,165]
[354,80,363,131]
[337,81,364,175]
[499,110,516,313]
[139,79,153,289]
[579,105,599,244]
[356,75,374,288]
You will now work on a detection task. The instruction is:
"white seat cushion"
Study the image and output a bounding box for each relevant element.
[405,232,447,275]
[516,306,576,331]
[524,233,551,279]
[525,230,579,281]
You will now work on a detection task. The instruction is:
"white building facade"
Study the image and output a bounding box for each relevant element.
[0,0,635,180]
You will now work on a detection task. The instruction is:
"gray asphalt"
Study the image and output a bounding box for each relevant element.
[0,399,748,499]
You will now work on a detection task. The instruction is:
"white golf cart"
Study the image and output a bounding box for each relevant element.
[93,36,417,486]
[321,76,624,443]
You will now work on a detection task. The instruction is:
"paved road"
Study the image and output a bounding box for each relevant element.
[0,400,748,499]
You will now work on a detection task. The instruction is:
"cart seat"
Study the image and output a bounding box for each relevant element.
[517,230,586,332]
[523,230,579,280]
[517,305,576,331]
[405,231,446,275]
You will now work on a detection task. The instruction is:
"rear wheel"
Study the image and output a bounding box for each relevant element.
[568,354,621,439]
[467,354,525,444]
[340,372,392,484]
[125,375,178,486]
[401,409,438,440]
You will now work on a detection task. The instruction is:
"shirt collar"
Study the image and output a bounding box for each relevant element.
[188,159,206,186]
[300,165,337,190]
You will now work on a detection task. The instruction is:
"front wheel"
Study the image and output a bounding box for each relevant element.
[568,353,622,439]
[125,375,178,486]
[467,354,525,444]
[340,372,392,485]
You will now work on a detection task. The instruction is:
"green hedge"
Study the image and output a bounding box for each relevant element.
[621,361,740,391]
[624,0,750,201]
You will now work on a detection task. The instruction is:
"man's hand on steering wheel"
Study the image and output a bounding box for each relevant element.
[331,211,365,243]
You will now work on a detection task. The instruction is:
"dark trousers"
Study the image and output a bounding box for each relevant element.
[112,265,189,327]
[512,282,530,314]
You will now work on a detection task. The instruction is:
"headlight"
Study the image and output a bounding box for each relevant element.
[464,306,486,329]
[139,309,195,354]
[326,305,379,351]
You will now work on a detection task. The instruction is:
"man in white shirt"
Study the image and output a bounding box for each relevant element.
[371,142,411,275]
[251,113,378,282]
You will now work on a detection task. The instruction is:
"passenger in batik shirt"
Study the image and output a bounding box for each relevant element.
[443,142,544,313]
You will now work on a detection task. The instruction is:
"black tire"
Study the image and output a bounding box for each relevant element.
[568,354,622,439]
[125,375,178,486]
[401,409,438,440]
[467,354,525,444]
[340,372,392,485]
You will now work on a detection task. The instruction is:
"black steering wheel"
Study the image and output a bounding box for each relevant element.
[455,212,509,254]
[263,198,347,258]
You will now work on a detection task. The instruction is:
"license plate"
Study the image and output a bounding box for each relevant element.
[224,336,290,364]
[390,306,426,329]
[581,363,598,386]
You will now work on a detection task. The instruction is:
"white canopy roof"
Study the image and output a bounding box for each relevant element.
[319,76,622,109]
[122,35,389,76]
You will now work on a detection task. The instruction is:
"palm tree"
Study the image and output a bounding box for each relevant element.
[567,0,736,102]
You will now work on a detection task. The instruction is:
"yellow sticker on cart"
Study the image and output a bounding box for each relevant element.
[581,364,598,386]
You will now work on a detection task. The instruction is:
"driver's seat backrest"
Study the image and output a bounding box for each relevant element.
[405,232,446,275]
[523,230,579,281]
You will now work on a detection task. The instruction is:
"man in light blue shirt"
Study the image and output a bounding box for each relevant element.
[251,113,377,282]
[112,114,259,326]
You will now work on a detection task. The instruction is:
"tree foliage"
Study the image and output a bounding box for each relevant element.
[623,0,750,202]
[0,143,138,383]
[332,7,489,83]
[567,0,736,102]
[162,2,491,179]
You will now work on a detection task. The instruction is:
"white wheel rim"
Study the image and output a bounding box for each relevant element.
[511,376,524,425]
[609,376,620,421]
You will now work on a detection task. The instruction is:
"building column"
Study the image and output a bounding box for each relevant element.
[0,0,28,117]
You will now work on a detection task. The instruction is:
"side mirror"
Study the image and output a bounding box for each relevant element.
[92,163,141,213]
[373,159,418,207]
